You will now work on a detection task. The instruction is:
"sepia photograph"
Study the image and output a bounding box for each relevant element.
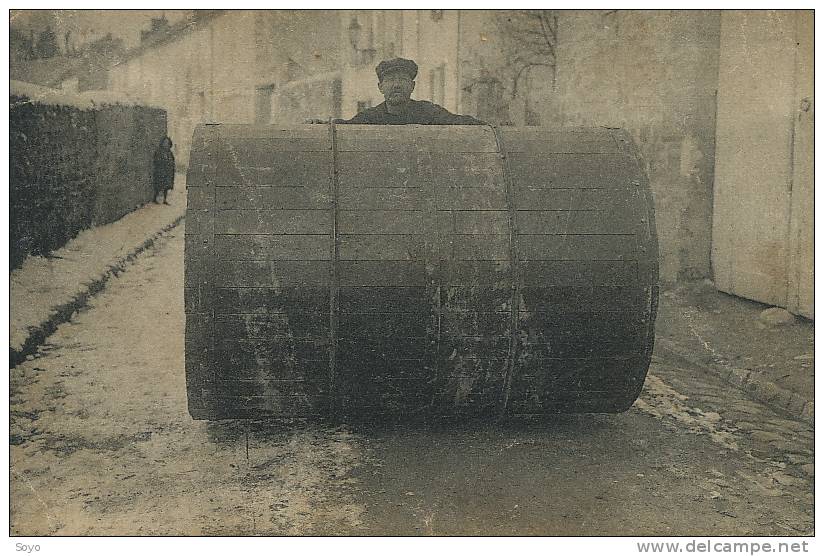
[7,5,815,545]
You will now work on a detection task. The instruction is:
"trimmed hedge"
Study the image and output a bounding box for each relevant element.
[10,95,166,270]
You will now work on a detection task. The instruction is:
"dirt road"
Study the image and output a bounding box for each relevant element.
[10,225,814,535]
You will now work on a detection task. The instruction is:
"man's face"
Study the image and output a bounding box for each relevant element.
[378,71,415,106]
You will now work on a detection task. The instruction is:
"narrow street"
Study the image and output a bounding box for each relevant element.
[10,223,814,536]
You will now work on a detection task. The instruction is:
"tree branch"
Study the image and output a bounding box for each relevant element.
[536,11,557,60]
[512,61,553,96]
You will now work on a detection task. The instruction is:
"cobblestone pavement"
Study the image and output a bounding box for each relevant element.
[655,280,814,425]
[10,225,814,535]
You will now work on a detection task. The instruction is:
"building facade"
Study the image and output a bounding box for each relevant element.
[108,11,340,165]
[336,10,464,118]
[103,9,812,315]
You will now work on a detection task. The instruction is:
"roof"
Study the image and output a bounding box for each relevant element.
[109,10,225,68]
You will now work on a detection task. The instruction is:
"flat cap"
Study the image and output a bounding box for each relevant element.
[376,58,418,81]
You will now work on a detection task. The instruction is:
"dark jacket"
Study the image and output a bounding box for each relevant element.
[152,145,175,192]
[339,100,486,125]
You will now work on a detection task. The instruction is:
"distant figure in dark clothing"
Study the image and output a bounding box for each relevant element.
[152,136,175,205]
[307,58,486,125]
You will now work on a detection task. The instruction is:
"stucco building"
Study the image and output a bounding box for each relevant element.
[108,11,340,165]
[104,9,812,316]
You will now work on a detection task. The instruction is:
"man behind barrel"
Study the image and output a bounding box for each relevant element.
[308,58,486,125]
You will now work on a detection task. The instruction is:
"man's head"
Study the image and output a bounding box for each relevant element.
[376,58,417,107]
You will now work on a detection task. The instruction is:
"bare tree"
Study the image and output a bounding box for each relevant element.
[495,10,558,96]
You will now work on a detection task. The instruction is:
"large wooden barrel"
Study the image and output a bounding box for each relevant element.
[184,124,658,420]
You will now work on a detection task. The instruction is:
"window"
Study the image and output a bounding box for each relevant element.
[348,15,376,66]
[254,85,274,124]
[429,65,445,106]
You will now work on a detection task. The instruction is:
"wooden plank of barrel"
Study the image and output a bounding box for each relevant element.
[184,124,658,420]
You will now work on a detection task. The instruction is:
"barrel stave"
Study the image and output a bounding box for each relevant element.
[184,124,658,419]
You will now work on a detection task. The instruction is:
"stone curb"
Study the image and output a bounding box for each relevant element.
[9,214,185,369]
[655,338,813,426]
